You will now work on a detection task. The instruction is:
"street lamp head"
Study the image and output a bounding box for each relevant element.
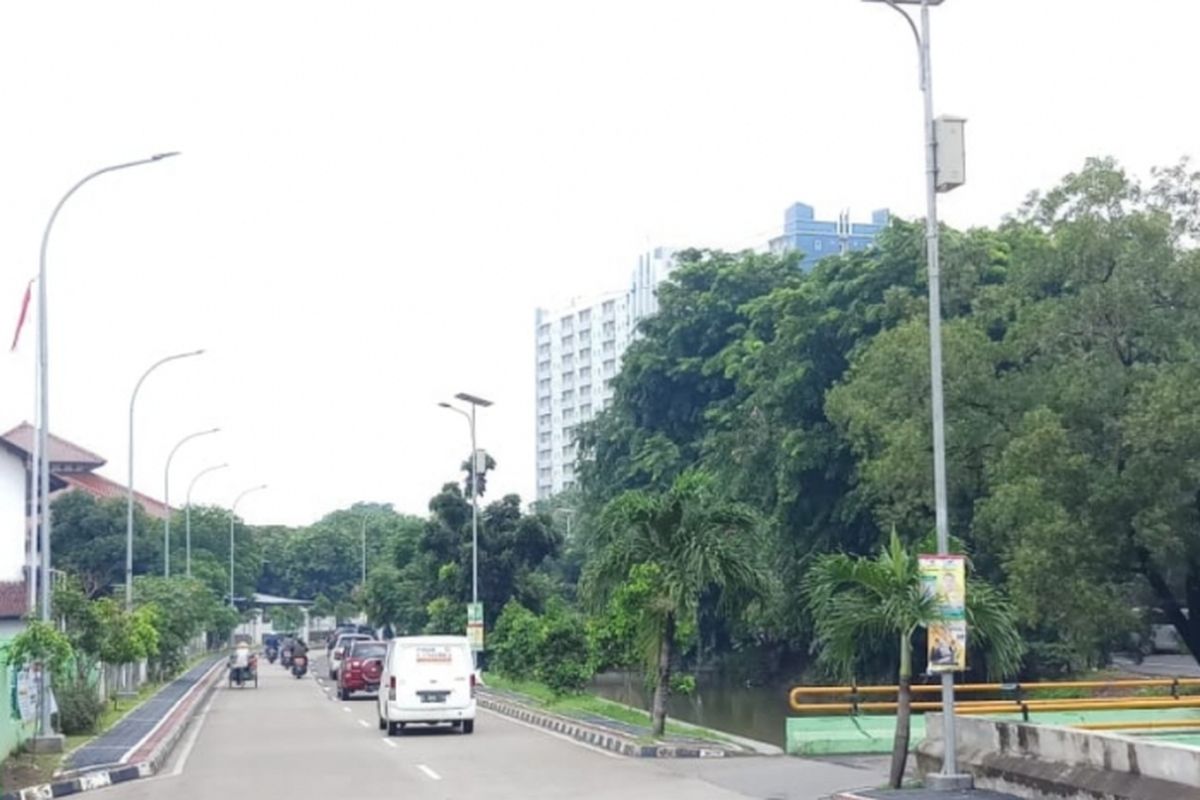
[437,402,452,409]
[152,151,182,160]
[454,392,493,408]
[862,0,945,4]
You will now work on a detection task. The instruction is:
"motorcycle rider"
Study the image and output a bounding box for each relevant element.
[231,642,252,685]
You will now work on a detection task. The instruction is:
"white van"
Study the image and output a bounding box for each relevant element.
[377,636,476,735]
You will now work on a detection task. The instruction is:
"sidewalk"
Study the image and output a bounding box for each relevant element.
[63,655,224,772]
[833,789,1019,800]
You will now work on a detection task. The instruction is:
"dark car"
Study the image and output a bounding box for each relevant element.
[337,640,387,700]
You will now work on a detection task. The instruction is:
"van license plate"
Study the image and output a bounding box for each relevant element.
[419,691,449,703]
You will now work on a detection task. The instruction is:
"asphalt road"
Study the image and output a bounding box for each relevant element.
[86,656,887,800]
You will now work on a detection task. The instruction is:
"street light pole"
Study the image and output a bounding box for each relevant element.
[864,0,969,789]
[229,485,267,609]
[185,463,228,579]
[361,515,367,586]
[125,349,204,609]
[439,393,493,608]
[163,428,220,577]
[33,152,178,744]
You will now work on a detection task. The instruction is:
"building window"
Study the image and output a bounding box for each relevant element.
[539,467,551,479]
[538,359,550,373]
[580,366,591,381]
[563,425,575,441]
[539,413,551,427]
[562,444,574,459]
[580,403,592,419]
[562,334,574,350]
[603,321,615,337]
[563,353,574,369]
[538,323,550,339]
[538,378,550,394]
[603,300,615,315]
[563,480,576,491]
[579,330,590,345]
[604,359,616,376]
[538,396,550,411]
[539,432,551,445]
[538,343,550,357]
[579,348,591,364]
[580,384,591,399]
[579,309,591,324]
[539,448,552,462]
[561,316,573,333]
[603,341,615,356]
[563,408,575,423]
[562,390,574,404]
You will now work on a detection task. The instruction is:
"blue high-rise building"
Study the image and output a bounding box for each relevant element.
[768,202,890,268]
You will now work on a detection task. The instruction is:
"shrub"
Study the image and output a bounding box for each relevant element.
[490,601,543,678]
[536,606,592,694]
[56,678,105,735]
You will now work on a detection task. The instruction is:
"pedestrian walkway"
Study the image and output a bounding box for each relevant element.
[64,656,223,771]
[834,789,1019,800]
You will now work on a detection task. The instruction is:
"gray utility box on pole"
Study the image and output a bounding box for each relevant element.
[934,115,967,193]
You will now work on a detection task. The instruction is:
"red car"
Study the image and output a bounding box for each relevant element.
[337,640,387,700]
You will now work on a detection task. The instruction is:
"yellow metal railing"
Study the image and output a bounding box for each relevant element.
[788,678,1200,721]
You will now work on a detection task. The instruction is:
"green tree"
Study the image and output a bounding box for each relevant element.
[49,492,161,596]
[583,470,766,736]
[803,531,1023,788]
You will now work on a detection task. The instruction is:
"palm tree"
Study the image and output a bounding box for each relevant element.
[583,470,767,736]
[803,530,1024,789]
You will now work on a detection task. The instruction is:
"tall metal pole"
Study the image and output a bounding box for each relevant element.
[870,0,964,784]
[185,462,228,579]
[915,2,962,779]
[229,485,267,608]
[125,349,204,608]
[163,428,219,577]
[34,152,179,740]
[361,516,367,586]
[470,404,479,606]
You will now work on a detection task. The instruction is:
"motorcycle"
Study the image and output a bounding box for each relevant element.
[281,648,294,668]
[292,654,308,679]
[266,646,278,664]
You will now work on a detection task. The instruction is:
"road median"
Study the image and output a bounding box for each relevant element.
[478,680,779,758]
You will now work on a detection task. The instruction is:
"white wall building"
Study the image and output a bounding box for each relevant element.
[534,247,676,500]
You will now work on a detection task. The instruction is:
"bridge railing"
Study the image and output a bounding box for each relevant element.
[788,678,1200,722]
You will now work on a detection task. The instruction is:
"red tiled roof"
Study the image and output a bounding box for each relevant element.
[0,580,28,619]
[58,472,172,520]
[0,422,106,468]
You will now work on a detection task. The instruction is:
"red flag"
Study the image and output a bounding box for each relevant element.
[10,279,32,352]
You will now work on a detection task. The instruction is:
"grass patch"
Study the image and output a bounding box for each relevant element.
[482,673,731,743]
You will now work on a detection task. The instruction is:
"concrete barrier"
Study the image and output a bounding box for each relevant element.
[917,713,1200,799]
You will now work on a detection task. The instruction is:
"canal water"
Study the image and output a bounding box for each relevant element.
[590,672,794,747]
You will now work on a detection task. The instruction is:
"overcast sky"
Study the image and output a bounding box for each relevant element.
[1,1,1196,526]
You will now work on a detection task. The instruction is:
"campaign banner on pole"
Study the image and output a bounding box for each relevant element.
[467,602,484,652]
[920,554,966,672]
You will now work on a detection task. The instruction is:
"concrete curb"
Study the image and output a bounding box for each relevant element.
[1,657,225,800]
[477,690,744,758]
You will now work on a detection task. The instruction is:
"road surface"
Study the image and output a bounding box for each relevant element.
[86,657,887,800]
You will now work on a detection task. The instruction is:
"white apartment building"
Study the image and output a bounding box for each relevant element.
[534,247,675,500]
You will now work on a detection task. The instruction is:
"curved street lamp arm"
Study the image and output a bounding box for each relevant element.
[40,153,181,273]
[881,1,925,89]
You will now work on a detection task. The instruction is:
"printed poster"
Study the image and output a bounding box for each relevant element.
[920,554,967,673]
[467,602,484,652]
